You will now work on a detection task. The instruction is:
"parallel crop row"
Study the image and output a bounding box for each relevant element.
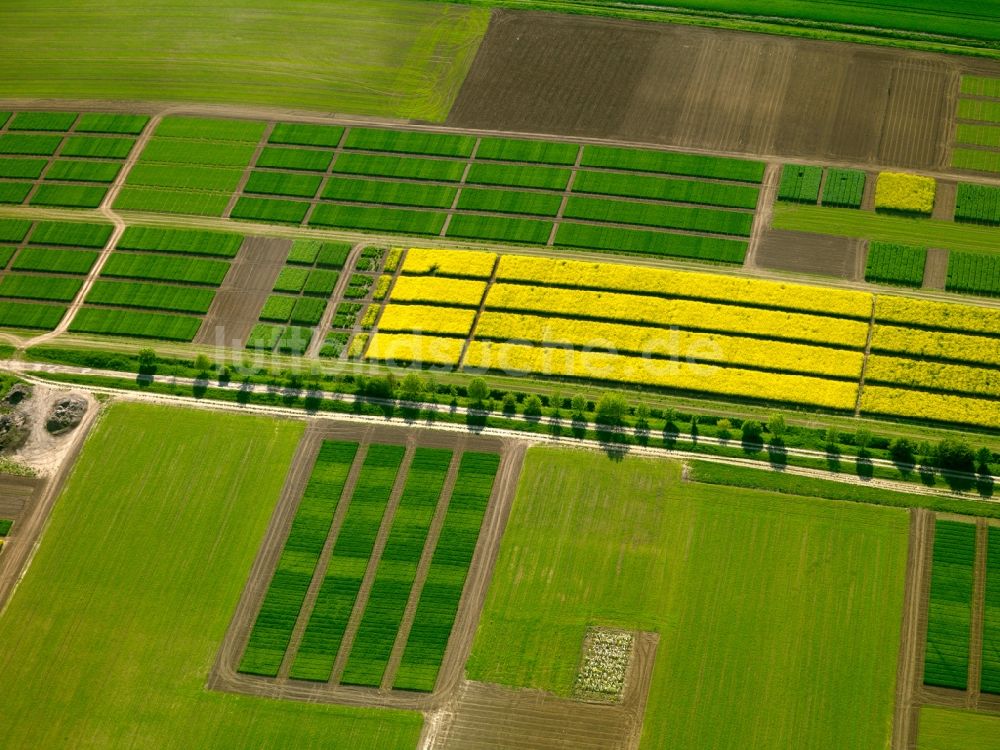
[291,444,405,683]
[983,527,1000,695]
[68,308,202,341]
[364,334,465,367]
[394,451,500,692]
[340,448,454,687]
[947,252,1000,297]
[85,280,216,314]
[864,242,926,287]
[238,441,359,677]
[401,248,496,279]
[378,304,477,337]
[101,253,230,286]
[923,520,976,690]
[875,296,1000,336]
[954,183,1000,225]
[860,386,1000,429]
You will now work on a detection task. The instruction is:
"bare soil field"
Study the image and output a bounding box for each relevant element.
[754,229,865,279]
[922,249,950,290]
[422,630,658,750]
[211,420,525,711]
[932,182,958,222]
[195,236,291,347]
[448,11,974,170]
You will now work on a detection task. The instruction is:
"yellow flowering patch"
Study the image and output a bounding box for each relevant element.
[378,304,476,336]
[372,274,393,301]
[464,341,858,410]
[861,386,1000,429]
[484,284,870,348]
[495,254,872,318]
[384,247,403,273]
[402,247,497,278]
[390,275,487,307]
[870,325,1000,368]
[874,172,936,214]
[875,295,1000,335]
[365,333,465,367]
[347,332,369,360]
[475,311,864,379]
[360,304,379,330]
[865,355,1000,398]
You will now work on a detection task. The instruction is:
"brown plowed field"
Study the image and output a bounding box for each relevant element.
[754,229,864,279]
[194,236,290,347]
[448,11,967,170]
[922,248,950,290]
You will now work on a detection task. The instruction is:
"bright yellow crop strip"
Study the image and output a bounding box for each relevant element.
[870,324,1000,368]
[495,254,873,318]
[389,275,487,307]
[464,341,858,410]
[378,304,477,336]
[484,284,870,348]
[365,333,465,367]
[865,355,1000,398]
[402,247,497,278]
[875,295,1000,335]
[861,386,1000,429]
[874,172,936,215]
[475,311,863,379]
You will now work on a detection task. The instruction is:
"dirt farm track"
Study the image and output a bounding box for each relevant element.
[448,10,984,170]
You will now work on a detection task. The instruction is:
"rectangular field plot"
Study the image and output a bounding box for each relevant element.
[85,280,216,314]
[563,196,753,236]
[446,214,553,244]
[344,128,475,158]
[269,123,344,148]
[114,187,231,216]
[580,146,764,183]
[822,169,866,208]
[0,218,32,243]
[778,164,823,204]
[244,171,322,199]
[239,440,359,677]
[983,527,1000,695]
[573,170,759,209]
[310,204,446,235]
[0,134,62,156]
[13,248,99,275]
[340,448,454,687]
[947,252,1000,297]
[230,197,309,225]
[154,116,266,142]
[465,162,569,191]
[321,178,457,209]
[257,146,333,172]
[43,160,121,183]
[101,253,229,286]
[865,242,927,287]
[60,136,135,159]
[139,138,257,167]
[125,164,244,192]
[393,452,499,692]
[0,274,82,302]
[476,137,578,165]
[0,182,32,204]
[30,183,107,208]
[554,223,747,263]
[456,188,562,217]
[954,183,1000,225]
[952,149,1000,174]
[75,113,149,135]
[923,520,976,691]
[117,226,242,257]
[30,220,112,248]
[333,153,465,182]
[291,444,406,682]
[0,158,47,179]
[69,308,203,341]
[8,111,77,131]
[0,300,66,329]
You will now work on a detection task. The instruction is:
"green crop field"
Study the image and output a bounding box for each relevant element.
[345,128,476,158]
[778,164,823,204]
[30,220,112,247]
[865,241,927,287]
[240,440,359,676]
[13,248,99,275]
[984,527,1000,695]
[947,251,1000,297]
[563,195,753,236]
[340,448,453,688]
[821,168,866,208]
[8,111,77,131]
[322,178,458,209]
[0,404,421,747]
[117,226,242,257]
[60,135,135,159]
[260,295,297,322]
[457,187,563,216]
[274,267,310,294]
[554,222,747,262]
[114,187,232,216]
[581,146,764,182]
[290,297,327,326]
[446,214,553,244]
[310,204,447,235]
[245,171,323,199]
[75,113,150,135]
[101,253,230,285]
[574,170,760,209]
[292,444,406,682]
[334,153,466,182]
[0,1,488,121]
[923,520,976,690]
[476,137,579,165]
[126,164,244,192]
[468,447,907,749]
[0,274,82,302]
[0,300,66,330]
[466,162,570,191]
[231,197,310,225]
[773,203,1000,256]
[30,183,108,208]
[0,183,32,204]
[0,158,47,179]
[269,123,345,148]
[955,183,1000,225]
[304,269,340,296]
[86,280,216,314]
[918,708,1000,750]
[0,133,62,156]
[44,159,122,183]
[257,146,334,172]
[69,307,203,340]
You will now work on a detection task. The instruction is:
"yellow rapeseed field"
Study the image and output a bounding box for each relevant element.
[475,311,864,379]
[378,304,476,336]
[464,341,859,410]
[365,332,465,367]
[495,254,873,318]
[389,275,487,307]
[865,355,1000,398]
[861,386,1000,429]
[484,284,871,347]
[874,172,936,214]
[875,295,1000,335]
[402,247,497,278]
[870,324,1000,368]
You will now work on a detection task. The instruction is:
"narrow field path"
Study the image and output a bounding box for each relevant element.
[743,160,779,269]
[304,241,367,359]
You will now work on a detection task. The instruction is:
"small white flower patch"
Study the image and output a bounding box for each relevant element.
[574,627,633,701]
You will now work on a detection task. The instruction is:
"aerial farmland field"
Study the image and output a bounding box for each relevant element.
[2,0,1000,748]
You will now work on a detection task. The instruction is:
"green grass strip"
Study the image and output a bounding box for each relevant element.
[238,441,359,676]
[345,128,475,158]
[581,145,764,183]
[69,308,203,341]
[30,220,111,248]
[394,451,499,692]
[117,226,242,257]
[0,274,82,302]
[924,520,976,691]
[86,280,216,314]
[0,301,65,330]
[340,448,453,687]
[291,443,406,683]
[982,527,1000,695]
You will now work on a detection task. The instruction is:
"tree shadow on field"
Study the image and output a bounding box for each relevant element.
[978,474,995,498]
[919,461,937,486]
[571,417,587,440]
[236,384,252,405]
[662,423,678,450]
[855,455,874,480]
[741,436,764,457]
[767,442,787,469]
[192,378,208,399]
[303,391,322,413]
[826,445,841,473]
[465,411,487,432]
[943,471,976,493]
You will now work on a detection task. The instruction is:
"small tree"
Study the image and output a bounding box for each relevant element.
[501,392,517,415]
[194,353,211,376]
[937,438,975,474]
[523,394,543,418]
[399,372,424,403]
[571,394,587,419]
[825,427,839,451]
[767,414,786,442]
[137,347,157,375]
[855,428,872,457]
[595,392,628,425]
[889,438,917,465]
[635,403,650,430]
[716,418,732,442]
[467,377,489,406]
[690,415,699,440]
[977,447,994,474]
[550,389,563,417]
[741,419,763,443]
[663,407,677,428]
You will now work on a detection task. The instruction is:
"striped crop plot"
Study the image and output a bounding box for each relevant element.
[864,242,927,287]
[221,425,511,703]
[984,527,1000,696]
[923,520,976,691]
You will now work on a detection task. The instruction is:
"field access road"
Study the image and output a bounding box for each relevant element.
[7,361,992,506]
